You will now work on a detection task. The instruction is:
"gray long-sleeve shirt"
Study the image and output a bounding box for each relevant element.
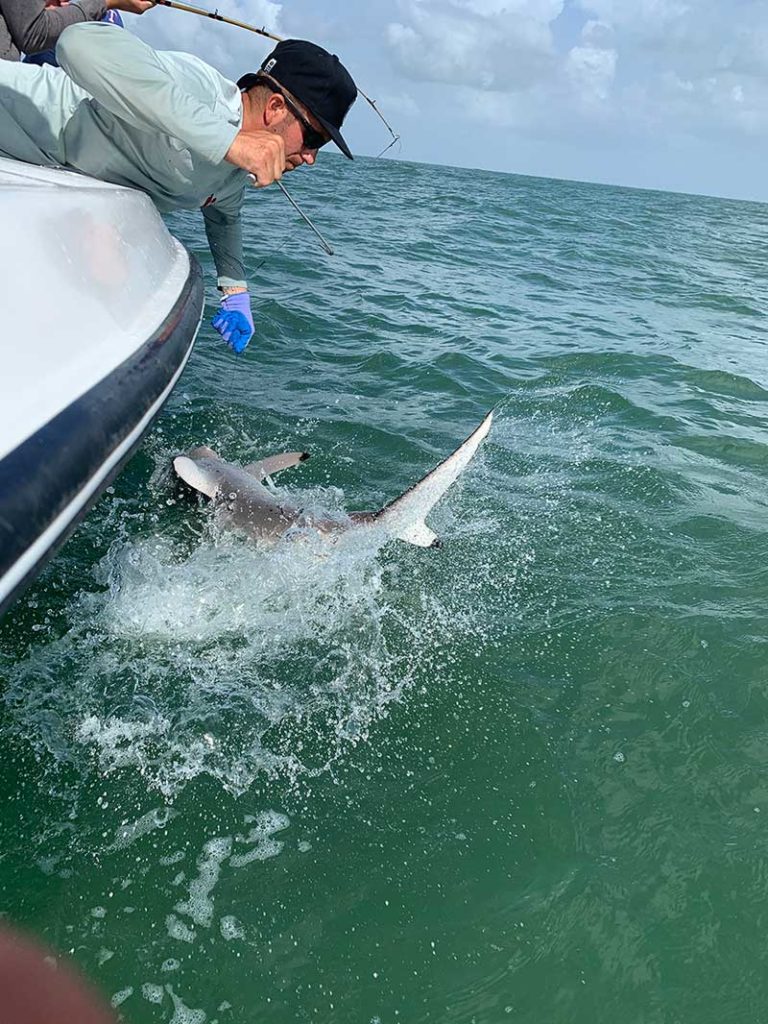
[0,0,105,62]
[0,22,249,286]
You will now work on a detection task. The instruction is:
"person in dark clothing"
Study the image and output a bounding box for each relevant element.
[0,0,153,62]
[23,5,123,65]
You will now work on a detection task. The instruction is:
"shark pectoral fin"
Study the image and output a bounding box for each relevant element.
[173,456,219,499]
[396,522,440,548]
[242,452,310,480]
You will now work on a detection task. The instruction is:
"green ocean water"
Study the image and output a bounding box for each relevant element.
[1,155,768,1023]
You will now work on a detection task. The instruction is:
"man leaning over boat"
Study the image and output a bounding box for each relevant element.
[0,23,357,352]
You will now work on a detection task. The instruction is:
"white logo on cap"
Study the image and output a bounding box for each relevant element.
[264,58,277,73]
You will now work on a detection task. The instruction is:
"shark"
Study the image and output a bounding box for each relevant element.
[172,410,493,549]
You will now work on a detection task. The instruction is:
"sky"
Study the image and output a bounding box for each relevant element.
[132,0,768,202]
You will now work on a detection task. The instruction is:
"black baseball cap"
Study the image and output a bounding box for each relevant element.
[238,39,357,159]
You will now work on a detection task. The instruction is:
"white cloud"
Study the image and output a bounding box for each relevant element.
[563,17,617,106]
[573,0,768,136]
[377,91,421,117]
[566,44,617,103]
[578,0,768,79]
[386,0,563,91]
[384,0,768,145]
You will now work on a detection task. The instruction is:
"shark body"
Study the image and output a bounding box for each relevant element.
[173,410,493,548]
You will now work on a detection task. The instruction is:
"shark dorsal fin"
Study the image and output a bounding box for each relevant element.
[243,452,310,480]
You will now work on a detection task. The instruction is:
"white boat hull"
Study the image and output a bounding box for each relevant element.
[0,159,204,615]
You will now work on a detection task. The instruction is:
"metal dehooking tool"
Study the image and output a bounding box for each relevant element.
[274,180,334,256]
[247,174,334,256]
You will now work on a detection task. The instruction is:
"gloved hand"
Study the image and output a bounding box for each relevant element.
[211,290,254,354]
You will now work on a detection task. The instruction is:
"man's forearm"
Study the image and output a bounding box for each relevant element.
[202,204,248,290]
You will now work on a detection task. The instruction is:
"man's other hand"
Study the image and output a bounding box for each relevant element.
[106,0,155,14]
[225,130,287,187]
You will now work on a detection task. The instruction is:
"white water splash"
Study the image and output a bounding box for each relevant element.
[1,457,499,798]
[174,836,233,929]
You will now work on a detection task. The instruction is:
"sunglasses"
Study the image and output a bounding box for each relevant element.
[283,95,330,151]
[260,77,329,151]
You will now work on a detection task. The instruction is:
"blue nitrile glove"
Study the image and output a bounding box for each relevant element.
[211,291,254,354]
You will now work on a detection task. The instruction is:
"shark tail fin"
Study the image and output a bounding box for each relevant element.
[372,410,493,548]
[173,456,219,498]
[243,452,310,480]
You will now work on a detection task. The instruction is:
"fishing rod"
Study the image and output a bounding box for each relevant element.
[153,0,400,152]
